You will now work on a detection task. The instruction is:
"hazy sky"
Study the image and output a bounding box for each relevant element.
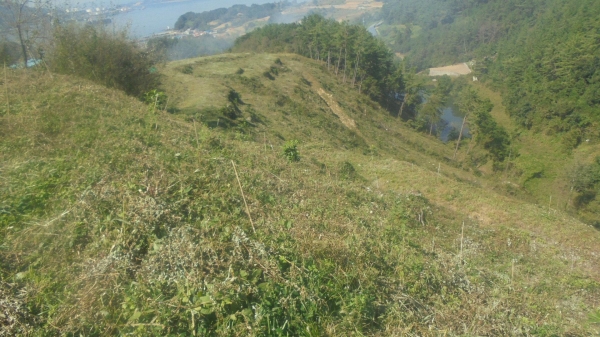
[54,0,273,8]
[52,0,299,37]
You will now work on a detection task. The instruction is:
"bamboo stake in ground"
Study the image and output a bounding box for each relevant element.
[232,160,256,233]
[193,119,199,148]
[460,221,464,258]
[162,97,169,113]
[4,62,9,115]
[511,259,515,285]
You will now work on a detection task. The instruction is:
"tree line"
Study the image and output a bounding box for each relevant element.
[232,14,406,113]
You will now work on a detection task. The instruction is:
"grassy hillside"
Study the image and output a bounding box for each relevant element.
[1,54,600,335]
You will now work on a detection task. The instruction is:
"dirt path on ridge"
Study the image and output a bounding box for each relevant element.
[303,73,360,134]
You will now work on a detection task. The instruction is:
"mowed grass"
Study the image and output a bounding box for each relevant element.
[0,54,599,336]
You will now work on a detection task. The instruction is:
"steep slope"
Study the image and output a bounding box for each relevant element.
[375,0,600,227]
[1,55,599,335]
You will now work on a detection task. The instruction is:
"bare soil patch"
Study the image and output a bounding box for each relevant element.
[429,63,472,76]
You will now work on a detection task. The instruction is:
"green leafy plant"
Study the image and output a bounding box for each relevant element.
[282,140,300,162]
[143,89,168,111]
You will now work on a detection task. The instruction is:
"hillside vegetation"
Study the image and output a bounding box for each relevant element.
[380,0,600,140]
[2,49,600,335]
[232,15,401,113]
[374,0,600,227]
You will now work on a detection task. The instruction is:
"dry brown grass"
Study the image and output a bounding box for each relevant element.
[429,63,472,76]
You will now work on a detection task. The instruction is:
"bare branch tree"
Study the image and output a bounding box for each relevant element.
[0,0,50,67]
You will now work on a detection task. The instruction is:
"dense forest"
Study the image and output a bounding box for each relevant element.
[380,0,600,146]
[376,0,600,224]
[174,2,289,31]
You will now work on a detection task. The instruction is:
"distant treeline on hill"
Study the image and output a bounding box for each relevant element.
[174,2,288,31]
[381,0,600,145]
[231,14,513,165]
[232,14,409,114]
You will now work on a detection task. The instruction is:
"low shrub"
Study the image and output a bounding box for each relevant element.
[142,90,168,110]
[48,23,160,97]
[339,161,356,180]
[282,140,299,162]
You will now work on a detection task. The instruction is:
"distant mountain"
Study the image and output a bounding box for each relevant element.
[175,2,288,31]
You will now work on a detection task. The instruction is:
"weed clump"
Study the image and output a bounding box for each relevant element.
[263,70,275,80]
[142,89,168,111]
[226,88,243,105]
[282,140,300,162]
[339,161,356,180]
[0,281,34,336]
[179,64,194,74]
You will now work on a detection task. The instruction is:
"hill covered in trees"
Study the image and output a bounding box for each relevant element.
[372,0,600,227]
[233,15,512,167]
[233,15,408,114]
[379,0,600,144]
[175,2,288,31]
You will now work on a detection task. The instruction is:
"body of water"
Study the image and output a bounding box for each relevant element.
[367,21,382,36]
[111,0,277,38]
[439,104,469,142]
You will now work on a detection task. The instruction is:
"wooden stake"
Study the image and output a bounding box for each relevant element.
[4,62,8,115]
[191,310,196,336]
[511,259,515,285]
[193,119,199,148]
[460,221,464,258]
[232,160,256,233]
[162,96,169,113]
[263,132,267,152]
[504,148,512,177]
